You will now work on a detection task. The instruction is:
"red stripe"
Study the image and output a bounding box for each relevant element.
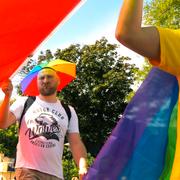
[0,0,81,85]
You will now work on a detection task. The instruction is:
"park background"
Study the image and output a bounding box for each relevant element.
[0,0,179,179]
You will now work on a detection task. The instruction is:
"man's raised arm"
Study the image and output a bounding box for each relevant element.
[115,0,160,61]
[0,79,16,129]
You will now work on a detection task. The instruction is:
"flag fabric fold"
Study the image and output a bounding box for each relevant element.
[84,67,179,180]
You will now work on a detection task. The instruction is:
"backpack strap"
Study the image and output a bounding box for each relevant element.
[61,101,71,125]
[19,96,36,129]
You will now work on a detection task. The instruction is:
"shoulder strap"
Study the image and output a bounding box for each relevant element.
[61,101,71,123]
[19,96,36,129]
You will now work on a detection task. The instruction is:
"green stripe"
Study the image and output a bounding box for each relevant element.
[160,102,177,180]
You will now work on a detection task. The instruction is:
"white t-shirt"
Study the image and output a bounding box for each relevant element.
[10,96,79,179]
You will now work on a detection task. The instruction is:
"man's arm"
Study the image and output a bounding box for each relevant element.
[0,79,16,129]
[115,0,160,61]
[68,133,87,180]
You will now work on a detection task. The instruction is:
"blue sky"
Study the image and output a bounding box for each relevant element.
[33,0,144,67]
[34,0,123,53]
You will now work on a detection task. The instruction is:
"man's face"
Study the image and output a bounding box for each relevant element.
[37,68,60,96]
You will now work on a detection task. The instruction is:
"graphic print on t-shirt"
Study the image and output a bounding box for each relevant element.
[24,108,66,148]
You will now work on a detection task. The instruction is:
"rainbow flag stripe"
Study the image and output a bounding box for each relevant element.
[84,68,179,180]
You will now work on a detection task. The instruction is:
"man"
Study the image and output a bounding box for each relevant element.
[115,0,180,179]
[0,68,87,180]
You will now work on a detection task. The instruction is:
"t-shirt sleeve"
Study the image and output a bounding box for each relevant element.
[67,106,79,133]
[10,96,28,121]
[150,27,180,76]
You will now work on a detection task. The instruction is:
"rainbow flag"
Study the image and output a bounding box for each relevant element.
[84,67,178,180]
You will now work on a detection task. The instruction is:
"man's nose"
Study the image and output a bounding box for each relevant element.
[43,77,50,83]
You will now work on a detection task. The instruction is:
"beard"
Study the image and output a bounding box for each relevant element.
[39,84,57,96]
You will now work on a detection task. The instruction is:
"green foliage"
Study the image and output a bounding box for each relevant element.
[144,0,180,29]
[135,59,152,84]
[20,54,37,76]
[126,59,152,102]
[62,146,78,180]
[62,145,94,180]
[16,84,23,96]
[0,124,18,157]
[38,49,53,64]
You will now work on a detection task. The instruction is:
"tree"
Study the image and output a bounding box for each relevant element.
[62,145,94,180]
[54,37,138,155]
[144,0,180,29]
[0,99,18,158]
[38,49,53,64]
[0,124,18,158]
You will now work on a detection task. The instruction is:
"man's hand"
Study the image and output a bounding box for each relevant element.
[68,133,88,180]
[1,79,13,97]
[0,79,15,129]
[79,166,88,180]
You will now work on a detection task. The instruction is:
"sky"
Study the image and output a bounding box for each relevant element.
[32,0,144,64]
[34,0,122,52]
[1,0,145,98]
